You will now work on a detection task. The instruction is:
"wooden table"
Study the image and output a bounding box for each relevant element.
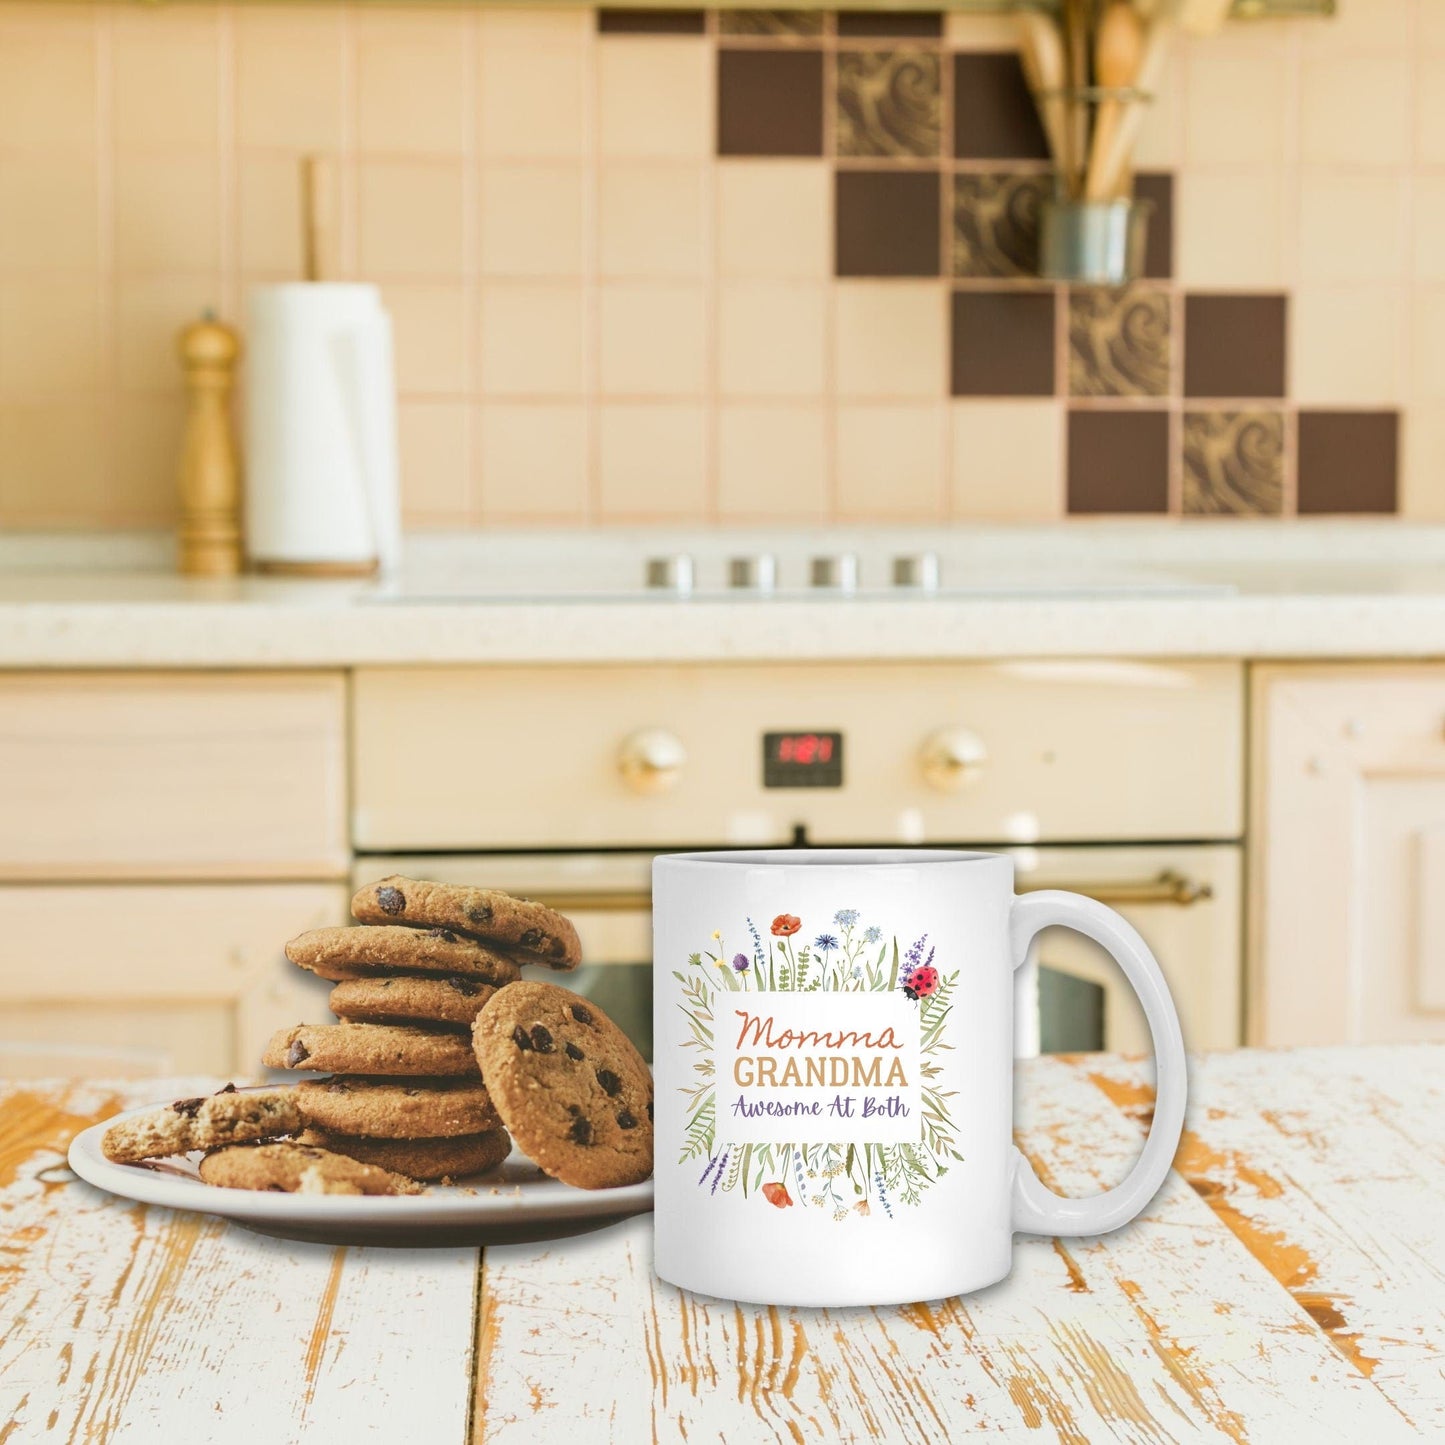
[2,1044,1441,1443]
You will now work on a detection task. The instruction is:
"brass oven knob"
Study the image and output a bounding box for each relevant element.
[618,729,687,794]
[920,728,988,791]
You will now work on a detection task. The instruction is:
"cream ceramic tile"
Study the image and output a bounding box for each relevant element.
[834,281,948,399]
[598,163,706,279]
[0,19,97,151]
[1400,406,1445,519]
[383,283,470,395]
[1418,57,1445,166]
[477,7,591,45]
[112,9,220,152]
[1291,288,1405,406]
[1422,4,1445,50]
[116,276,222,392]
[0,158,99,270]
[716,283,826,398]
[1411,289,1445,401]
[480,165,586,277]
[717,161,830,279]
[0,399,106,523]
[597,403,708,518]
[479,42,588,159]
[114,156,221,274]
[598,283,707,397]
[478,282,585,397]
[944,13,1024,49]
[1177,170,1285,288]
[358,160,465,278]
[237,154,305,276]
[478,403,589,519]
[949,400,1064,520]
[114,395,185,522]
[1183,51,1287,166]
[716,405,828,520]
[398,399,472,523]
[0,276,102,394]
[597,38,710,159]
[1298,173,1408,284]
[356,9,471,156]
[1414,176,1445,282]
[235,7,346,152]
[835,403,946,520]
[1300,0,1411,54]
[1131,47,1181,171]
[1300,56,1410,168]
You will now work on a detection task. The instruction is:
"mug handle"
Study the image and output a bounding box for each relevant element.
[1008,890,1187,1237]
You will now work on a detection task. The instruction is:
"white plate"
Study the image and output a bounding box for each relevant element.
[68,1095,654,1248]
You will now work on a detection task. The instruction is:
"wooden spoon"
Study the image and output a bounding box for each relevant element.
[1085,1,1146,202]
[1017,9,1070,180]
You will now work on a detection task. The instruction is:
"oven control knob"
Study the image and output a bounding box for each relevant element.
[919,728,988,791]
[618,728,686,794]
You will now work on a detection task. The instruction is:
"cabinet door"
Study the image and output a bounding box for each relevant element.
[0,884,345,1075]
[1251,665,1445,1045]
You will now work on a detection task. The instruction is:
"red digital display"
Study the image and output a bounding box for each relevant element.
[775,733,834,765]
[763,731,844,788]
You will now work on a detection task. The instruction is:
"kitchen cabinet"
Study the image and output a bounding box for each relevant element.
[1250,664,1445,1046]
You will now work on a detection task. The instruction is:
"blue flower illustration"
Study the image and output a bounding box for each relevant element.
[814,933,839,953]
[833,908,860,928]
[732,952,750,972]
[863,925,882,944]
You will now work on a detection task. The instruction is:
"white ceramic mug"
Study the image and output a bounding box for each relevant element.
[652,849,1186,1307]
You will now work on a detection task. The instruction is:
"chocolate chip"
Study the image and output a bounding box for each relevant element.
[466,902,493,926]
[286,1040,310,1067]
[446,978,481,997]
[326,1080,351,1094]
[570,1004,593,1025]
[519,928,545,950]
[646,1100,654,1121]
[568,1116,594,1145]
[595,1069,622,1097]
[564,1042,584,1061]
[616,1110,638,1130]
[218,1083,237,1095]
[566,1103,581,1116]
[380,979,395,988]
[512,1025,533,1051]
[172,1097,204,1117]
[529,1025,555,1053]
[427,927,458,942]
[376,885,406,915]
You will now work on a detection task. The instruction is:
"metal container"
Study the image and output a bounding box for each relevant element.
[1040,198,1154,286]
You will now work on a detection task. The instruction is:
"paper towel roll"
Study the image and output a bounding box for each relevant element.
[244,283,401,574]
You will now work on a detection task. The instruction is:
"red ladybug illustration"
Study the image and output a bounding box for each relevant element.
[903,966,939,1001]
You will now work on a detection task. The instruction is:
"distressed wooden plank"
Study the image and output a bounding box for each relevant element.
[0,1078,479,1444]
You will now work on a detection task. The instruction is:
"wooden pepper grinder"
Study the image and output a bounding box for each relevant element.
[176,311,243,576]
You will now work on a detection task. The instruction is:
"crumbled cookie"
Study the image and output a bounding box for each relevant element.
[294,1076,500,1139]
[285,925,522,985]
[297,1127,511,1182]
[472,981,653,1190]
[352,877,581,970]
[328,974,497,1030]
[262,1022,480,1078]
[101,1084,299,1165]
[198,1141,420,1195]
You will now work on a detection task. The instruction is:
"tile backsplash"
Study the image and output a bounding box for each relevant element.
[0,1,1434,529]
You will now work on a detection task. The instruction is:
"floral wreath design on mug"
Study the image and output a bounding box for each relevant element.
[676,909,963,1220]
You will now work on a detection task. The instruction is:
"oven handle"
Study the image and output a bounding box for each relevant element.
[525,869,1212,914]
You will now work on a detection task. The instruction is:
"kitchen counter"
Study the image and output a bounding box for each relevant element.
[6,523,1445,666]
[2,1044,1439,1441]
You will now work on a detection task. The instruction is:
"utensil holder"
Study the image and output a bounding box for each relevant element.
[1040,196,1154,286]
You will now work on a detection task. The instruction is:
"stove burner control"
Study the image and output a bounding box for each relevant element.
[919,727,988,792]
[893,552,940,591]
[728,554,777,593]
[618,728,687,794]
[645,554,694,596]
[809,553,859,593]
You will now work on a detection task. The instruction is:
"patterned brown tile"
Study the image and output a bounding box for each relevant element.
[951,173,1047,279]
[1067,410,1170,513]
[1184,293,1287,399]
[598,9,706,34]
[1069,286,1171,398]
[951,290,1056,396]
[836,50,942,159]
[1297,410,1399,514]
[837,11,945,38]
[718,49,824,157]
[1134,172,1173,281]
[953,53,1050,161]
[718,10,825,36]
[836,169,940,276]
[1182,411,1284,515]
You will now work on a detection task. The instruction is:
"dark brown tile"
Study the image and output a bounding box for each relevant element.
[837,11,944,38]
[1067,410,1170,513]
[1297,411,1399,514]
[836,169,940,276]
[951,289,1056,396]
[598,9,706,34]
[951,173,1047,279]
[718,10,824,36]
[1069,286,1171,398]
[836,50,941,159]
[1184,293,1287,399]
[1182,410,1284,515]
[1134,172,1173,281]
[953,53,1050,161]
[718,49,824,157]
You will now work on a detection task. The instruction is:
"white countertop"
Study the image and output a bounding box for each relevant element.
[7,522,1445,667]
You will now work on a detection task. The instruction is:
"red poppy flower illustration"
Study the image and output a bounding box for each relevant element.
[771,914,801,937]
[761,1182,793,1208]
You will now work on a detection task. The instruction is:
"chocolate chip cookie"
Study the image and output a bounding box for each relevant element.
[285,925,522,985]
[297,1127,512,1182]
[263,1022,480,1078]
[294,1077,500,1139]
[198,1141,420,1195]
[328,975,497,1030]
[471,981,653,1190]
[352,877,581,970]
[101,1084,300,1164]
